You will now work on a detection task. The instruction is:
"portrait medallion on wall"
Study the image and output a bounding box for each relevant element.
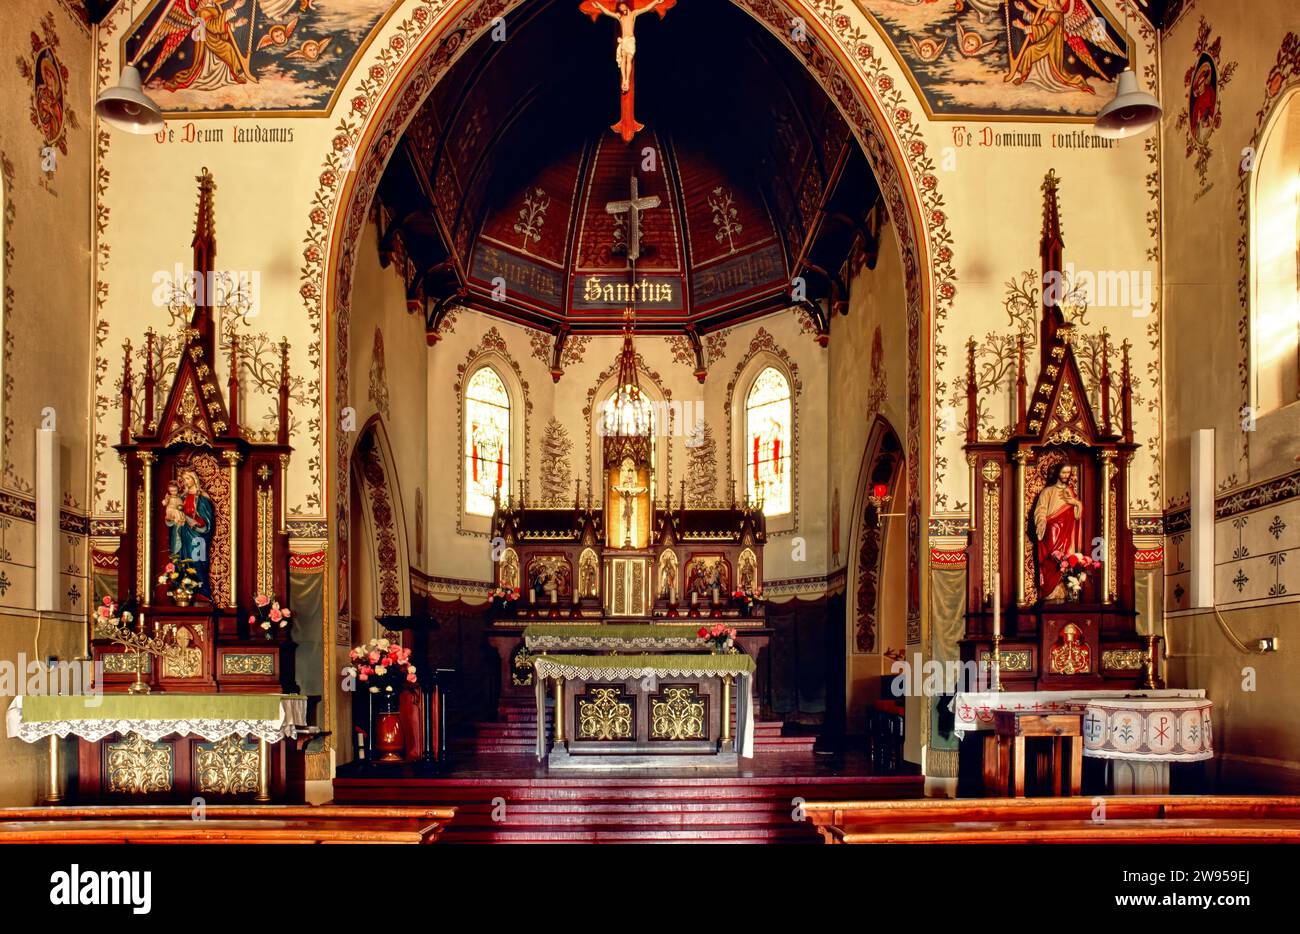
[1176,18,1237,196]
[16,12,79,189]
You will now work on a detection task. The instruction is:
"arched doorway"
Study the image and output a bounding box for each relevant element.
[311,0,942,770]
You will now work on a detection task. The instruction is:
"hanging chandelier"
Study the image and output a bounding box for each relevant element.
[604,309,653,439]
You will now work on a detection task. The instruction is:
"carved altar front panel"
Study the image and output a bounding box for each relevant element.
[106,734,174,794]
[576,686,635,740]
[650,684,707,740]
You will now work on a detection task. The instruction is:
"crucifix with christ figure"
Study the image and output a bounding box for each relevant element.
[580,0,677,143]
[606,174,660,263]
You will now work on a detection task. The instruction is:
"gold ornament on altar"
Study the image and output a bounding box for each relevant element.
[97,597,189,695]
[1049,622,1092,675]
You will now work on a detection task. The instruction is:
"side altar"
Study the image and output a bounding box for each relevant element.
[954,172,1209,795]
[17,170,314,803]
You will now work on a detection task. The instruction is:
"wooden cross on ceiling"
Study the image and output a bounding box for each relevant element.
[579,0,677,143]
[605,174,660,263]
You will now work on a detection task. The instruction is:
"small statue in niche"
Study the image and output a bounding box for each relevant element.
[165,469,215,600]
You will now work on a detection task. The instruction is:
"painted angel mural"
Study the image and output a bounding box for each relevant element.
[1005,0,1127,95]
[123,0,391,113]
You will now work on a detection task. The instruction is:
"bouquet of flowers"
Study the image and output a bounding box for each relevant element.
[248,594,292,640]
[1054,551,1101,601]
[95,595,133,634]
[697,623,738,654]
[157,560,202,604]
[346,637,418,697]
[488,586,521,613]
[731,586,764,615]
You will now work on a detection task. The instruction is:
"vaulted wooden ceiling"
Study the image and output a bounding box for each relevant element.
[373,0,881,339]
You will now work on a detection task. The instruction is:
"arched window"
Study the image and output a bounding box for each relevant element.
[745,366,791,516]
[464,366,510,516]
[1251,88,1300,415]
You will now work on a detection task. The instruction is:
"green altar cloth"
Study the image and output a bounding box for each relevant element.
[6,693,307,744]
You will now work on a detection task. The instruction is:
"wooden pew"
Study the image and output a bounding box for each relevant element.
[0,818,444,844]
[0,805,457,844]
[803,795,1300,844]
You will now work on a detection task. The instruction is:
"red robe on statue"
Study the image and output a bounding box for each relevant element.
[1034,485,1080,599]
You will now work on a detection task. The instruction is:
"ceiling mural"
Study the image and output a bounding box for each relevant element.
[119,0,395,115]
[863,0,1133,120]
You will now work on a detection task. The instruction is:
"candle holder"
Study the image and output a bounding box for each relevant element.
[108,619,187,695]
[1140,633,1161,689]
[990,633,1005,692]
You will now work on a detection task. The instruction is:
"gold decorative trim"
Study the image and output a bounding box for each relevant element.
[650,686,706,740]
[103,652,150,674]
[577,687,633,741]
[106,733,172,794]
[194,736,260,795]
[222,653,275,676]
[1102,649,1145,670]
[982,465,1000,603]
[256,484,274,597]
[979,649,1033,672]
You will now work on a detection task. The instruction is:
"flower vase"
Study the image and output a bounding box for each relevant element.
[373,690,406,762]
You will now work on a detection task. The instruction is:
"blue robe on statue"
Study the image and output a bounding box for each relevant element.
[170,491,215,599]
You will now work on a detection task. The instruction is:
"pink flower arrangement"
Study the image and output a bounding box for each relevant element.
[1053,551,1101,600]
[345,637,418,694]
[697,623,738,654]
[249,594,291,640]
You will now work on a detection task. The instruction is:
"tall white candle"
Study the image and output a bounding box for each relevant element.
[1145,581,1154,637]
[528,589,536,605]
[992,571,1001,638]
[550,590,557,606]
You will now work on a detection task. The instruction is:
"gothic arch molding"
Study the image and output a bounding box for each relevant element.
[348,415,412,621]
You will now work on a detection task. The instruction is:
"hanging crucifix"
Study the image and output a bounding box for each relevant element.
[580,0,677,143]
[605,174,660,263]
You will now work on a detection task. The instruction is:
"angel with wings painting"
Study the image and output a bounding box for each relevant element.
[1005,0,1126,95]
[136,0,257,91]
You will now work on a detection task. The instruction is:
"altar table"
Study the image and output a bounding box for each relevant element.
[7,694,308,803]
[532,654,756,760]
[950,689,1211,795]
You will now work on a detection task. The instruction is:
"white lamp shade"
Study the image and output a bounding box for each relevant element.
[95,65,165,134]
[1094,69,1162,140]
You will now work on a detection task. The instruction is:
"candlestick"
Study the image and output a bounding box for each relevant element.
[992,571,1001,639]
[991,633,1004,692]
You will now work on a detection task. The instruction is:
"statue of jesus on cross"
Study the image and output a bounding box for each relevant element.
[580,0,677,143]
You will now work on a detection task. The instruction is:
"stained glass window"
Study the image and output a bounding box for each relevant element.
[465,366,510,516]
[746,366,791,516]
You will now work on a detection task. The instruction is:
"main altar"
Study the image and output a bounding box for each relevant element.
[954,171,1211,795]
[13,170,313,803]
[488,315,770,765]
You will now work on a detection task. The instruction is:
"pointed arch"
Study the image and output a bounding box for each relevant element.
[726,330,801,531]
[1249,85,1300,416]
[348,416,412,621]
